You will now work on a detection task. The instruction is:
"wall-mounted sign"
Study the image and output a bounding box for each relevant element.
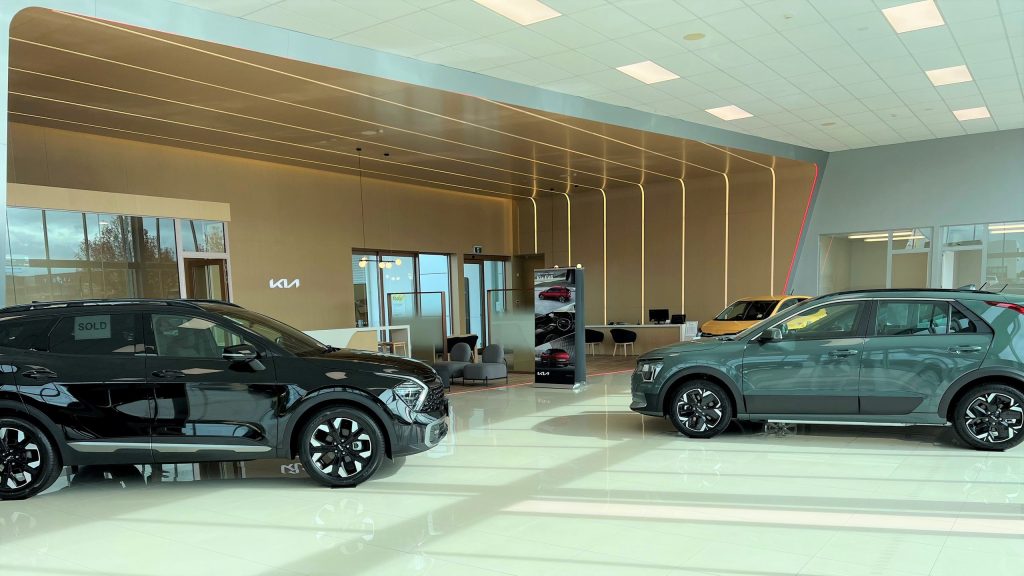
[269,278,301,289]
[473,245,483,254]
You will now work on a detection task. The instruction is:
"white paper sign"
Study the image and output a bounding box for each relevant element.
[74,315,111,340]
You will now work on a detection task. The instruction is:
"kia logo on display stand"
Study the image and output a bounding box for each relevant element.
[269,278,301,289]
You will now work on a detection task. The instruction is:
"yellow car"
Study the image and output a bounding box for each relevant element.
[699,295,811,337]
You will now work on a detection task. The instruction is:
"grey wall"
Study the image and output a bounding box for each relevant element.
[792,129,1024,294]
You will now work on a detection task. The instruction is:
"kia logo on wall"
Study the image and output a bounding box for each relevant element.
[269,279,301,289]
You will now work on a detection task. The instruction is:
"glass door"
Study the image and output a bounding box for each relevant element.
[183,258,228,300]
[463,261,483,337]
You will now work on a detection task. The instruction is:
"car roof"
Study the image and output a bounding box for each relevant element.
[734,294,810,302]
[0,298,241,314]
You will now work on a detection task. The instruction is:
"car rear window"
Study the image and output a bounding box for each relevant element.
[0,315,57,350]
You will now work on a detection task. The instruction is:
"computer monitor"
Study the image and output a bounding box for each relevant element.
[670,314,686,324]
[649,308,670,324]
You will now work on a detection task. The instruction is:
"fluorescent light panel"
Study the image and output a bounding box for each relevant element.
[705,105,753,121]
[882,0,945,33]
[616,60,679,84]
[926,64,972,86]
[953,106,991,121]
[989,224,1024,230]
[472,0,561,25]
[865,236,924,242]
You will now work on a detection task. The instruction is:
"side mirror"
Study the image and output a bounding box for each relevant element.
[757,328,783,343]
[223,344,258,363]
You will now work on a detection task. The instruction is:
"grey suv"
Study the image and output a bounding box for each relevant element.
[631,289,1024,450]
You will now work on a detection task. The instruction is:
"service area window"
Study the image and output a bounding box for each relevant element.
[778,302,862,341]
[874,301,949,336]
[0,316,57,350]
[151,314,245,358]
[49,314,140,355]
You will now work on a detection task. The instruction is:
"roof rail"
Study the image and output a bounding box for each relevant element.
[822,287,995,298]
[0,298,212,313]
[183,299,242,308]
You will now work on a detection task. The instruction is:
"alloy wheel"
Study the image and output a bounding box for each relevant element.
[0,426,43,491]
[308,418,374,478]
[676,388,724,433]
[964,392,1024,444]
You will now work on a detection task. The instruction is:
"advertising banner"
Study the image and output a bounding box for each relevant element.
[533,267,585,388]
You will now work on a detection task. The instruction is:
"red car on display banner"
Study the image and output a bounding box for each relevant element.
[538,286,572,302]
[540,348,571,367]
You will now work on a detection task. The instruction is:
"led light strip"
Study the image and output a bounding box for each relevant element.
[10,91,553,196]
[48,15,676,184]
[723,170,730,307]
[561,191,572,266]
[679,177,685,316]
[10,111,531,201]
[638,182,646,324]
[10,37,637,190]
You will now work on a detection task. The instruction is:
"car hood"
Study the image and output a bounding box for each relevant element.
[311,348,437,381]
[699,319,756,335]
[644,338,727,358]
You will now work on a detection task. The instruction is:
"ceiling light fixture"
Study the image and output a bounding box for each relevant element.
[683,33,705,41]
[882,0,945,33]
[925,65,972,86]
[472,0,561,25]
[705,105,753,121]
[953,106,991,121]
[616,60,680,84]
[989,224,1024,230]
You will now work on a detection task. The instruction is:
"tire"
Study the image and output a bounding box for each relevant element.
[559,296,567,302]
[299,407,385,488]
[0,417,61,501]
[667,380,733,439]
[953,384,1024,451]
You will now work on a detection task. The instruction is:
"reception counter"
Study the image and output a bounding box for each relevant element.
[586,322,698,356]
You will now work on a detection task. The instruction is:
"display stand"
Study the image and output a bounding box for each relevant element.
[533,267,585,389]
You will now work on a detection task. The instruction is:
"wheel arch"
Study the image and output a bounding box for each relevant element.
[0,399,68,467]
[659,366,744,416]
[283,389,396,460]
[939,368,1024,421]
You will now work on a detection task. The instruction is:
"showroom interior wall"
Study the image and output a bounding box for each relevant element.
[517,162,817,325]
[791,129,1024,295]
[6,123,513,329]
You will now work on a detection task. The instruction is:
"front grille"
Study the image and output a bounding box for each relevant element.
[420,385,446,412]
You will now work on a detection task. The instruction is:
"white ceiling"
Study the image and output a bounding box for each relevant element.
[171,0,1024,152]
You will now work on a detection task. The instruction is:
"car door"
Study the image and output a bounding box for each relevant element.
[742,300,868,415]
[144,311,283,463]
[11,311,152,464]
[859,299,993,416]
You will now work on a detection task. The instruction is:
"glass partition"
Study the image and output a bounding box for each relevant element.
[487,288,532,372]
[388,291,446,363]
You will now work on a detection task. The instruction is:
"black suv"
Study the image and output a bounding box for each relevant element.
[0,299,448,499]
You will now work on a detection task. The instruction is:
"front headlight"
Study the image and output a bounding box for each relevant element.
[394,379,428,411]
[637,360,664,383]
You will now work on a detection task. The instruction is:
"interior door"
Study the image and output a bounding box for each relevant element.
[742,301,867,415]
[860,300,993,415]
[13,312,152,463]
[184,258,228,300]
[144,312,281,462]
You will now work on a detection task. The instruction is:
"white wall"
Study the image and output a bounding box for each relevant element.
[792,129,1024,294]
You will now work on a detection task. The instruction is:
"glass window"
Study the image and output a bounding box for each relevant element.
[778,302,862,341]
[418,254,451,331]
[776,298,802,313]
[7,208,46,260]
[985,222,1024,295]
[0,315,57,350]
[950,307,978,334]
[50,314,140,355]
[44,210,87,261]
[716,300,778,321]
[181,220,226,253]
[819,233,887,292]
[875,301,950,336]
[151,314,245,358]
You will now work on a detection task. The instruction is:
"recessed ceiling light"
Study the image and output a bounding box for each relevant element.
[616,60,679,84]
[953,106,990,121]
[705,105,753,121]
[683,33,706,41]
[882,0,945,34]
[926,64,972,86]
[472,0,561,25]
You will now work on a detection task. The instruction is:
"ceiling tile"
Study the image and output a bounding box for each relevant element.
[806,86,856,104]
[726,62,783,83]
[486,28,568,58]
[851,34,910,62]
[861,92,907,109]
[656,51,720,76]
[693,43,760,68]
[569,3,650,38]
[808,0,878,20]
[538,77,607,97]
[897,25,959,54]
[682,0,749,18]
[896,86,944,104]
[618,31,689,59]
[831,63,883,84]
[527,15,607,49]
[763,53,820,77]
[656,19,733,49]
[936,82,983,100]
[542,51,609,75]
[702,7,776,40]
[750,0,825,31]
[735,33,803,59]
[807,45,867,68]
[883,73,933,92]
[428,0,519,33]
[542,0,610,14]
[975,75,1023,92]
[959,39,1013,66]
[826,100,870,114]
[947,15,1005,45]
[174,0,279,17]
[391,11,481,46]
[846,79,895,98]
[790,71,841,90]
[831,10,900,42]
[340,22,444,56]
[748,78,804,98]
[785,24,850,51]
[574,41,646,68]
[869,55,923,78]
[246,1,374,38]
[657,78,711,98]
[910,47,969,69]
[687,70,744,91]
[614,0,699,27]
[332,0,421,20]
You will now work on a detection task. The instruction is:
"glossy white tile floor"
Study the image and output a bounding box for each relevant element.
[2,371,1023,576]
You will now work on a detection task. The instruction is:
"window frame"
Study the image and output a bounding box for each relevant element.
[869,299,955,338]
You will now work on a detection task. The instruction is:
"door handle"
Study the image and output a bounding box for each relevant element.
[948,345,983,354]
[151,369,185,379]
[21,368,58,380]
[829,349,859,358]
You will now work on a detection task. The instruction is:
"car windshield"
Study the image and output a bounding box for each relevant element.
[203,304,328,357]
[715,300,779,321]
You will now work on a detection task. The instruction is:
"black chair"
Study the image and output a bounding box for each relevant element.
[610,328,637,356]
[585,329,605,355]
[670,314,686,324]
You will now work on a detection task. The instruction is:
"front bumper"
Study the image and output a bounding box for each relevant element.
[628,370,665,416]
[391,403,450,457]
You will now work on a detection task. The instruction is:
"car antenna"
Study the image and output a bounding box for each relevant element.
[999,283,1009,293]
[978,281,989,291]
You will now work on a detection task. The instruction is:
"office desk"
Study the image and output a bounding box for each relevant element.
[587,322,698,356]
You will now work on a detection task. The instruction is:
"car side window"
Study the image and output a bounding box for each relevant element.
[151,314,250,358]
[49,314,141,355]
[775,298,800,314]
[778,302,862,341]
[874,301,950,336]
[949,307,978,334]
[0,316,57,351]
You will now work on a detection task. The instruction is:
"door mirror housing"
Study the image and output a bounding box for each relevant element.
[223,344,258,362]
[757,328,783,343]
